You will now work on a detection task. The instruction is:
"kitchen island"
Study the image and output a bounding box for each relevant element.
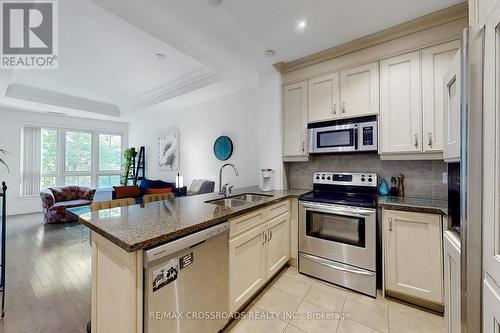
[71,187,307,333]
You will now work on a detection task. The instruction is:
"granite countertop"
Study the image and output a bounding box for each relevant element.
[377,196,448,215]
[69,186,309,253]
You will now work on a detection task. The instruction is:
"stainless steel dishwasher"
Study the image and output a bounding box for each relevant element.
[143,222,229,333]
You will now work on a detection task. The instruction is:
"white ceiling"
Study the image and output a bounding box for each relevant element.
[0,0,463,119]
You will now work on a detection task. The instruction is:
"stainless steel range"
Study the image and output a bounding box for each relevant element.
[298,172,377,297]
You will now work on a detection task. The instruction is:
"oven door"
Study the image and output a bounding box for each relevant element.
[308,124,357,153]
[299,201,376,271]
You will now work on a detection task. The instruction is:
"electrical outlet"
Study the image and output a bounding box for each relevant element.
[442,172,448,184]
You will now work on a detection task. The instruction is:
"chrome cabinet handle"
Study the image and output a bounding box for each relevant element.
[341,102,346,114]
[414,133,419,147]
[332,103,337,115]
[389,217,393,231]
[262,231,267,244]
[268,230,273,241]
[427,132,432,146]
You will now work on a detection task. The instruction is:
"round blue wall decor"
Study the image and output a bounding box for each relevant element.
[213,136,233,161]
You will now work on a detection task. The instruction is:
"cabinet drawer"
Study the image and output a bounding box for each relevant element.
[266,200,290,220]
[230,209,265,239]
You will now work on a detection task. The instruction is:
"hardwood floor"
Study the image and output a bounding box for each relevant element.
[0,213,91,333]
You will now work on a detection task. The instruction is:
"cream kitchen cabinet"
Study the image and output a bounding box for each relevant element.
[383,209,444,307]
[308,73,340,122]
[229,201,291,312]
[422,40,460,153]
[443,50,461,162]
[380,41,459,157]
[339,62,379,118]
[444,231,461,333]
[265,212,290,278]
[229,222,267,312]
[283,81,308,161]
[483,3,500,331]
[380,51,422,154]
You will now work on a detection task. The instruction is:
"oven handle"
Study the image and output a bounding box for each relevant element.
[301,253,376,276]
[299,202,375,218]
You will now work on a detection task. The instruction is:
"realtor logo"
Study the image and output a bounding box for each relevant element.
[1,0,58,69]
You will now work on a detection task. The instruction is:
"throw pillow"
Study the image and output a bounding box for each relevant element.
[145,188,173,195]
[113,185,141,199]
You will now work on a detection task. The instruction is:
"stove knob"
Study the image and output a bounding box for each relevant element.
[327,176,331,180]
[368,177,373,182]
[321,176,325,180]
[361,177,366,182]
[315,176,320,180]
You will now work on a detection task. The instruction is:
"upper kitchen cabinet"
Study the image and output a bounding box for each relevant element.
[283,81,308,161]
[308,73,340,122]
[422,40,460,153]
[443,50,461,162]
[339,62,379,118]
[380,51,422,154]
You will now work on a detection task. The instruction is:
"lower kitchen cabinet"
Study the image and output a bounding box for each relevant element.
[229,201,291,312]
[383,209,444,307]
[266,212,290,277]
[229,223,267,312]
[444,231,461,333]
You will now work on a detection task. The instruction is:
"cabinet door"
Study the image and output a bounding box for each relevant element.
[483,0,500,286]
[308,73,340,122]
[422,40,460,152]
[444,232,461,333]
[265,212,290,278]
[380,51,422,153]
[339,62,379,118]
[484,276,500,333]
[229,224,266,312]
[383,210,443,303]
[283,81,308,160]
[443,51,461,162]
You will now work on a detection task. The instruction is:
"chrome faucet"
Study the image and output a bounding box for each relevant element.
[219,163,238,196]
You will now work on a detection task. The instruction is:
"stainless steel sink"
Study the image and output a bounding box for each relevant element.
[230,193,273,203]
[205,193,273,207]
[205,198,249,208]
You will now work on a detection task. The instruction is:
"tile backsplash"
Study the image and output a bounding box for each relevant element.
[286,153,448,200]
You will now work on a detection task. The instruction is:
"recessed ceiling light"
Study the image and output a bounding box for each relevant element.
[207,0,222,7]
[295,19,307,33]
[155,53,167,60]
[47,111,67,116]
[264,50,275,57]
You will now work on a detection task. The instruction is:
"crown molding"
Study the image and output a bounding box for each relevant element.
[274,2,468,74]
[127,67,222,112]
[5,83,120,116]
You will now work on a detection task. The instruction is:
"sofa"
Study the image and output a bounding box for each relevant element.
[41,186,96,223]
[112,179,176,203]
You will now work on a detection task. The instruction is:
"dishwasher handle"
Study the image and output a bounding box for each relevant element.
[143,222,229,268]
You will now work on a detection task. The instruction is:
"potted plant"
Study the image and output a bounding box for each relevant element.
[121,148,136,185]
[0,149,8,172]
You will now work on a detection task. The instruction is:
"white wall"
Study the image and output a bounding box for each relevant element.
[127,69,283,192]
[0,107,128,215]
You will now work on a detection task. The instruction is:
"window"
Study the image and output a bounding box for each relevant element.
[99,134,121,171]
[41,128,57,189]
[33,127,124,191]
[65,131,92,172]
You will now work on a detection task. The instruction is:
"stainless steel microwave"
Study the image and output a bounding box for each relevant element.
[308,117,378,154]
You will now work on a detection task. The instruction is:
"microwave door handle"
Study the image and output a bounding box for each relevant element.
[354,128,358,150]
